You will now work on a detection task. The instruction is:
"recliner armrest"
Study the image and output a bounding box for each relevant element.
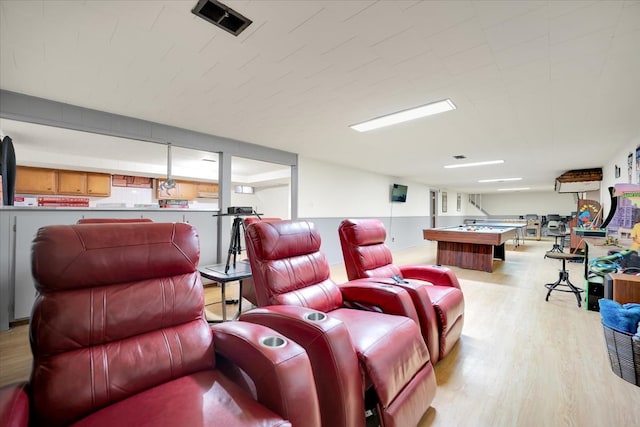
[240,306,364,427]
[339,278,420,325]
[212,321,321,427]
[0,383,30,427]
[399,265,461,289]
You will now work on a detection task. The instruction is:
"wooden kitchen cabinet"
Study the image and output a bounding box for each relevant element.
[15,166,57,194]
[58,171,111,196]
[15,166,111,197]
[57,170,87,195]
[178,181,198,200]
[156,180,198,200]
[196,182,218,198]
[86,173,111,196]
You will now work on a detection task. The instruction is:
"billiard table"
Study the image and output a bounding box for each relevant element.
[423,225,518,272]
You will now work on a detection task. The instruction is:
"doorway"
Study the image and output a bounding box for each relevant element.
[430,190,437,228]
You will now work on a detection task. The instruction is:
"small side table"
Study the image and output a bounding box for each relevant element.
[198,260,252,322]
[544,251,585,307]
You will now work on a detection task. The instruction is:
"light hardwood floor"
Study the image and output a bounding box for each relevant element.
[1,238,639,426]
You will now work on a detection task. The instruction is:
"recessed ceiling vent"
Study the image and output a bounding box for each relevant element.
[192,0,252,36]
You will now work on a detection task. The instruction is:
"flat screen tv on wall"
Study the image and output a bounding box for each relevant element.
[391,184,408,203]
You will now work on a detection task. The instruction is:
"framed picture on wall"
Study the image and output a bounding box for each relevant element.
[442,191,447,213]
[629,152,634,184]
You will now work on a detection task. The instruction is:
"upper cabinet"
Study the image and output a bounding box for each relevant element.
[86,173,112,196]
[15,166,111,197]
[156,180,198,200]
[57,170,87,195]
[156,180,218,200]
[15,167,57,194]
[197,182,219,198]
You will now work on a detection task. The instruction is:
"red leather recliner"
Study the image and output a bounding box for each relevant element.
[241,217,282,307]
[0,222,320,427]
[241,219,437,427]
[338,218,465,362]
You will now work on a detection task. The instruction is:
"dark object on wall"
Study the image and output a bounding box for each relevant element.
[601,186,617,229]
[1,135,17,206]
[192,0,252,36]
[391,184,408,202]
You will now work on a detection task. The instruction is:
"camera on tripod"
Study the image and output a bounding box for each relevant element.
[224,207,260,274]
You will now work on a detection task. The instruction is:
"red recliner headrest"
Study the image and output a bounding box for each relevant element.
[32,222,200,291]
[339,218,387,246]
[246,220,322,261]
[76,218,154,224]
[244,216,281,227]
[245,220,342,310]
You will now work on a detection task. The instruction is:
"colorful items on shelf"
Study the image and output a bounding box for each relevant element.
[37,196,89,207]
[159,199,189,208]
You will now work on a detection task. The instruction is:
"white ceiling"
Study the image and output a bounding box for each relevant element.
[1,0,639,194]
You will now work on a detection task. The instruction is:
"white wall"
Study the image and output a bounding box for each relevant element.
[298,156,430,218]
[436,189,484,216]
[600,138,640,217]
[230,184,290,219]
[256,185,290,219]
[480,191,576,217]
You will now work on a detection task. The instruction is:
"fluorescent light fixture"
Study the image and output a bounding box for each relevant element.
[478,177,522,183]
[350,99,456,132]
[444,160,504,169]
[497,187,530,192]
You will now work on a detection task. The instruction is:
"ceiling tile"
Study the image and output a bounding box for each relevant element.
[472,0,546,28]
[483,6,548,52]
[493,35,549,70]
[442,43,495,75]
[427,17,486,58]
[549,1,622,44]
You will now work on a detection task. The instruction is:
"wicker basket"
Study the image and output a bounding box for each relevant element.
[602,323,640,386]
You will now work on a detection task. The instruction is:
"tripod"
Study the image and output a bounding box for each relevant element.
[225,216,245,274]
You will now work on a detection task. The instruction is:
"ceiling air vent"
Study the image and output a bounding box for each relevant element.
[192,0,252,36]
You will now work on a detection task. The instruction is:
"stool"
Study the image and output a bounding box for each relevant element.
[547,232,567,253]
[544,251,585,307]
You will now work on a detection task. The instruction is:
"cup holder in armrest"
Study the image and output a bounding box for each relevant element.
[304,312,327,322]
[260,336,287,348]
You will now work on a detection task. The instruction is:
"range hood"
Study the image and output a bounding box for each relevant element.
[554,168,602,193]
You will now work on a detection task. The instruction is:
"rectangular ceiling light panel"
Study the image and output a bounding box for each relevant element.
[478,177,522,183]
[350,99,456,132]
[444,160,504,169]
